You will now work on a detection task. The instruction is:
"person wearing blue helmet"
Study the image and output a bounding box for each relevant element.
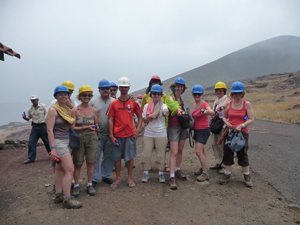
[110,82,118,99]
[165,77,188,190]
[89,79,116,187]
[140,84,169,183]
[219,81,255,187]
[191,85,214,182]
[47,85,82,209]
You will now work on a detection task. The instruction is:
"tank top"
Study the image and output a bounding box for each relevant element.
[168,103,183,127]
[228,100,248,133]
[75,114,95,136]
[53,113,70,139]
[192,102,210,130]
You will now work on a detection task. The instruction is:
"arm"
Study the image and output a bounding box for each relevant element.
[94,108,99,131]
[203,105,215,117]
[71,107,96,132]
[108,116,117,144]
[134,114,143,140]
[222,101,233,128]
[47,108,58,159]
[235,101,254,132]
[165,94,183,116]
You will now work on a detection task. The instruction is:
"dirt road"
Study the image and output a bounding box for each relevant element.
[1,127,300,225]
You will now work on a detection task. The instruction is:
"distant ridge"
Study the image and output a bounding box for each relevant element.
[132,35,300,107]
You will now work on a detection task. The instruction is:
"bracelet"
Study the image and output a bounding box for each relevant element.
[51,146,57,149]
[242,124,245,128]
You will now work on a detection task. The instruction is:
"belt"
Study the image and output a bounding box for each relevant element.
[32,122,46,126]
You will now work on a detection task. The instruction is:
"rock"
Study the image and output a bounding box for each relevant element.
[195,181,210,185]
[5,140,14,144]
[288,204,300,210]
[0,143,5,150]
[44,184,51,187]
[13,143,20,148]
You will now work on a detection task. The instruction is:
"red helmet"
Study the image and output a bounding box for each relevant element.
[137,94,143,99]
[151,75,161,82]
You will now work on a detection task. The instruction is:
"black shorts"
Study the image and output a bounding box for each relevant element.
[193,128,210,144]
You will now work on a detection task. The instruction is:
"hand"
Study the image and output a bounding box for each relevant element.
[149,113,158,119]
[201,109,208,115]
[50,149,58,160]
[134,129,140,140]
[225,122,233,128]
[161,109,168,117]
[235,124,243,132]
[65,99,73,108]
[177,108,183,116]
[88,125,96,131]
[110,136,117,145]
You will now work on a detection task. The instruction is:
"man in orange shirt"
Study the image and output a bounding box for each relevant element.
[107,77,143,188]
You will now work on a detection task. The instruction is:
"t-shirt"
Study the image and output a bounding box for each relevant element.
[89,96,115,137]
[192,101,210,130]
[106,98,142,137]
[142,103,167,138]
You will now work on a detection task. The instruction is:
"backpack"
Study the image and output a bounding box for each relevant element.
[226,128,245,152]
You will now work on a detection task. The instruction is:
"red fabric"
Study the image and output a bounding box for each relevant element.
[192,102,210,130]
[228,100,248,133]
[106,98,142,137]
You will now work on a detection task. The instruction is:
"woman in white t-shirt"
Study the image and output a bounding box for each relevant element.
[140,85,169,183]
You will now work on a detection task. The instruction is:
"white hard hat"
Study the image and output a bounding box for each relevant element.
[118,77,131,87]
[30,95,39,100]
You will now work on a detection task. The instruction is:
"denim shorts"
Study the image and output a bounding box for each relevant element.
[167,126,188,142]
[113,136,137,162]
[193,128,210,144]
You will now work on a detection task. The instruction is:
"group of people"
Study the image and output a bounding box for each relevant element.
[22,75,254,209]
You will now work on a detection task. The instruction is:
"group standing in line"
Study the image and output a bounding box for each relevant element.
[23,76,254,209]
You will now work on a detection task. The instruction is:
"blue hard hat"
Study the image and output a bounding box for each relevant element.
[150,84,163,93]
[98,79,111,88]
[174,77,185,85]
[110,82,118,87]
[191,85,204,93]
[54,85,70,97]
[231,81,245,92]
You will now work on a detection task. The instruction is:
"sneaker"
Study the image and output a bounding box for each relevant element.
[159,174,166,183]
[169,177,177,190]
[63,196,83,209]
[87,185,96,196]
[175,170,187,180]
[72,186,80,197]
[194,168,203,176]
[219,174,231,185]
[244,174,253,187]
[165,146,170,152]
[141,173,149,183]
[197,173,209,182]
[218,168,225,175]
[54,193,64,204]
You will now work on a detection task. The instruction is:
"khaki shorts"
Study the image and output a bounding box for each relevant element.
[55,139,71,158]
[167,126,188,142]
[72,133,98,165]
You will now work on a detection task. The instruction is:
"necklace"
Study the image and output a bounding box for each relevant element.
[233,100,242,106]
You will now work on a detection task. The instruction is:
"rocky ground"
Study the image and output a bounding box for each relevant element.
[1,135,300,225]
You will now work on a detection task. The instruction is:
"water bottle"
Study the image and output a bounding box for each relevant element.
[115,141,120,147]
[49,152,61,164]
[23,111,27,118]
[244,115,248,120]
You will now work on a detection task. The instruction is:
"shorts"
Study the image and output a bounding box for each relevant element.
[167,126,188,142]
[193,128,210,144]
[223,132,249,167]
[113,136,136,162]
[55,139,71,158]
[72,133,98,165]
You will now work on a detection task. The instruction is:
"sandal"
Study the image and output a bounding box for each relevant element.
[110,181,121,188]
[127,180,136,188]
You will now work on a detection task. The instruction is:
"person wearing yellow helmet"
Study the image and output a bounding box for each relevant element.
[49,81,78,109]
[206,82,230,175]
[71,85,99,196]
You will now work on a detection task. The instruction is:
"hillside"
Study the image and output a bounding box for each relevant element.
[132,35,300,101]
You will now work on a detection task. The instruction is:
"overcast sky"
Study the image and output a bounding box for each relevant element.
[1,0,300,104]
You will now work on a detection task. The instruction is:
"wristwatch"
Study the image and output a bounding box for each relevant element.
[242,124,245,128]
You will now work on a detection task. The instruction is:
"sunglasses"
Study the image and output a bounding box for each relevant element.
[110,89,117,92]
[152,92,162,96]
[233,92,243,95]
[81,94,93,97]
[100,87,110,91]
[193,93,202,96]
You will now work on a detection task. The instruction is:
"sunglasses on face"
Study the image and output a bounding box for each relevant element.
[152,92,162,96]
[233,92,243,95]
[81,94,93,97]
[110,89,117,92]
[100,87,110,91]
[193,93,202,96]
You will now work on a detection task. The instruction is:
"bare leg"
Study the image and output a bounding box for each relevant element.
[195,142,207,171]
[73,164,83,184]
[126,159,134,182]
[86,162,94,184]
[59,153,74,197]
[225,165,232,173]
[175,140,186,168]
[169,142,178,174]
[242,166,250,173]
[114,160,121,182]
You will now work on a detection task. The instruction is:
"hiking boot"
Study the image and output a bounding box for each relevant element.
[87,185,96,196]
[54,193,64,204]
[219,174,231,185]
[244,174,253,187]
[218,168,225,175]
[194,168,203,176]
[169,177,177,190]
[141,173,149,183]
[92,181,98,187]
[210,164,222,170]
[72,186,80,197]
[63,197,83,209]
[159,174,166,183]
[197,173,209,182]
[175,170,187,180]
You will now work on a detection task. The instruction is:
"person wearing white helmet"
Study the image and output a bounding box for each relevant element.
[107,77,143,188]
[49,81,78,109]
[22,95,51,164]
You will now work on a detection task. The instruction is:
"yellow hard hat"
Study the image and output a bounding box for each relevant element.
[78,85,93,95]
[214,82,227,90]
[62,81,75,91]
